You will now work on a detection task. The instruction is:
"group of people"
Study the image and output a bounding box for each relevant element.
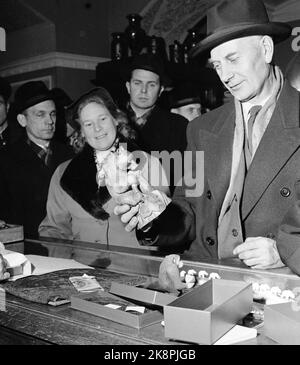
[0,39,187,269]
[1,0,300,284]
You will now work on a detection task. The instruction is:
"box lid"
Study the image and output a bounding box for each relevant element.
[110,282,177,307]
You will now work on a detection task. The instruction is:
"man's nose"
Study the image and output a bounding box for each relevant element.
[220,65,234,84]
[47,114,55,124]
[141,84,148,94]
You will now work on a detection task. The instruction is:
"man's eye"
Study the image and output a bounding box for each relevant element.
[84,122,92,127]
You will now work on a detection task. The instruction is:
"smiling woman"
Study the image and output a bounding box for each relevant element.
[39,87,169,248]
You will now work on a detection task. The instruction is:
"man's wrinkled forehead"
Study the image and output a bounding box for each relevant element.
[209,35,262,62]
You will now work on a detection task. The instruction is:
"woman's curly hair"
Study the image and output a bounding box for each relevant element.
[66,87,137,153]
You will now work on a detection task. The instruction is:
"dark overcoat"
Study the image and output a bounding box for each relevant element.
[127,106,188,195]
[153,81,300,265]
[0,137,74,238]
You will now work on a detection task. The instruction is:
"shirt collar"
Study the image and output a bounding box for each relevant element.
[127,102,154,127]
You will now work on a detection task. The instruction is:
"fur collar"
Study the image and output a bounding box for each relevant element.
[60,138,142,220]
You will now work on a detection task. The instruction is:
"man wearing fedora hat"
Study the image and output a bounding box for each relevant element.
[125,53,188,195]
[0,81,73,240]
[115,0,300,274]
[169,82,203,122]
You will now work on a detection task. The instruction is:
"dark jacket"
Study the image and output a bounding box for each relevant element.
[149,81,300,266]
[0,137,74,238]
[126,105,188,195]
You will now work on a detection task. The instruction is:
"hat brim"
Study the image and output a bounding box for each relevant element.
[172,97,202,108]
[190,22,292,58]
[123,64,172,87]
[15,93,54,114]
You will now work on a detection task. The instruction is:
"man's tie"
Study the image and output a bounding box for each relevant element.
[245,105,262,169]
[38,146,52,166]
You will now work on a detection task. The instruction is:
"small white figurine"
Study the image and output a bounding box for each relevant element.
[198,270,208,278]
[281,290,295,300]
[209,272,221,280]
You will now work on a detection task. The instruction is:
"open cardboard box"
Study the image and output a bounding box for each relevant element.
[109,282,178,308]
[0,224,23,244]
[264,301,300,345]
[164,279,252,345]
[71,289,163,329]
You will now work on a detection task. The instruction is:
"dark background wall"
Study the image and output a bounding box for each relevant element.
[0,0,299,101]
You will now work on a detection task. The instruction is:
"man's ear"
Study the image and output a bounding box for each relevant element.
[261,35,274,64]
[125,81,130,95]
[17,114,27,128]
[159,85,165,97]
[5,102,9,113]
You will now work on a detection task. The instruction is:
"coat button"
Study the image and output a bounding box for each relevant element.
[280,187,291,197]
[232,229,238,237]
[206,237,215,246]
[206,190,212,200]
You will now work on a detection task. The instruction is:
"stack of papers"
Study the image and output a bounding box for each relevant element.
[69,274,103,292]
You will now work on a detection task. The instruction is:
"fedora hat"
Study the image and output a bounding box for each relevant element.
[169,82,201,108]
[14,81,54,114]
[126,54,171,86]
[190,0,292,58]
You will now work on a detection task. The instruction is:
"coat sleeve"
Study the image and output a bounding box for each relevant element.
[137,122,198,249]
[277,198,300,276]
[38,162,73,239]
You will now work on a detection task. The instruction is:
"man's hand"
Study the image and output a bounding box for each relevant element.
[158,254,187,294]
[0,254,10,281]
[114,204,140,232]
[233,237,285,269]
[114,174,155,232]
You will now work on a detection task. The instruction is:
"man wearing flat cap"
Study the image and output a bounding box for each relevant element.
[125,53,188,195]
[0,81,73,240]
[116,0,300,275]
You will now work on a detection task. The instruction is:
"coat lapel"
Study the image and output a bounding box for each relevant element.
[203,104,235,210]
[242,82,300,219]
